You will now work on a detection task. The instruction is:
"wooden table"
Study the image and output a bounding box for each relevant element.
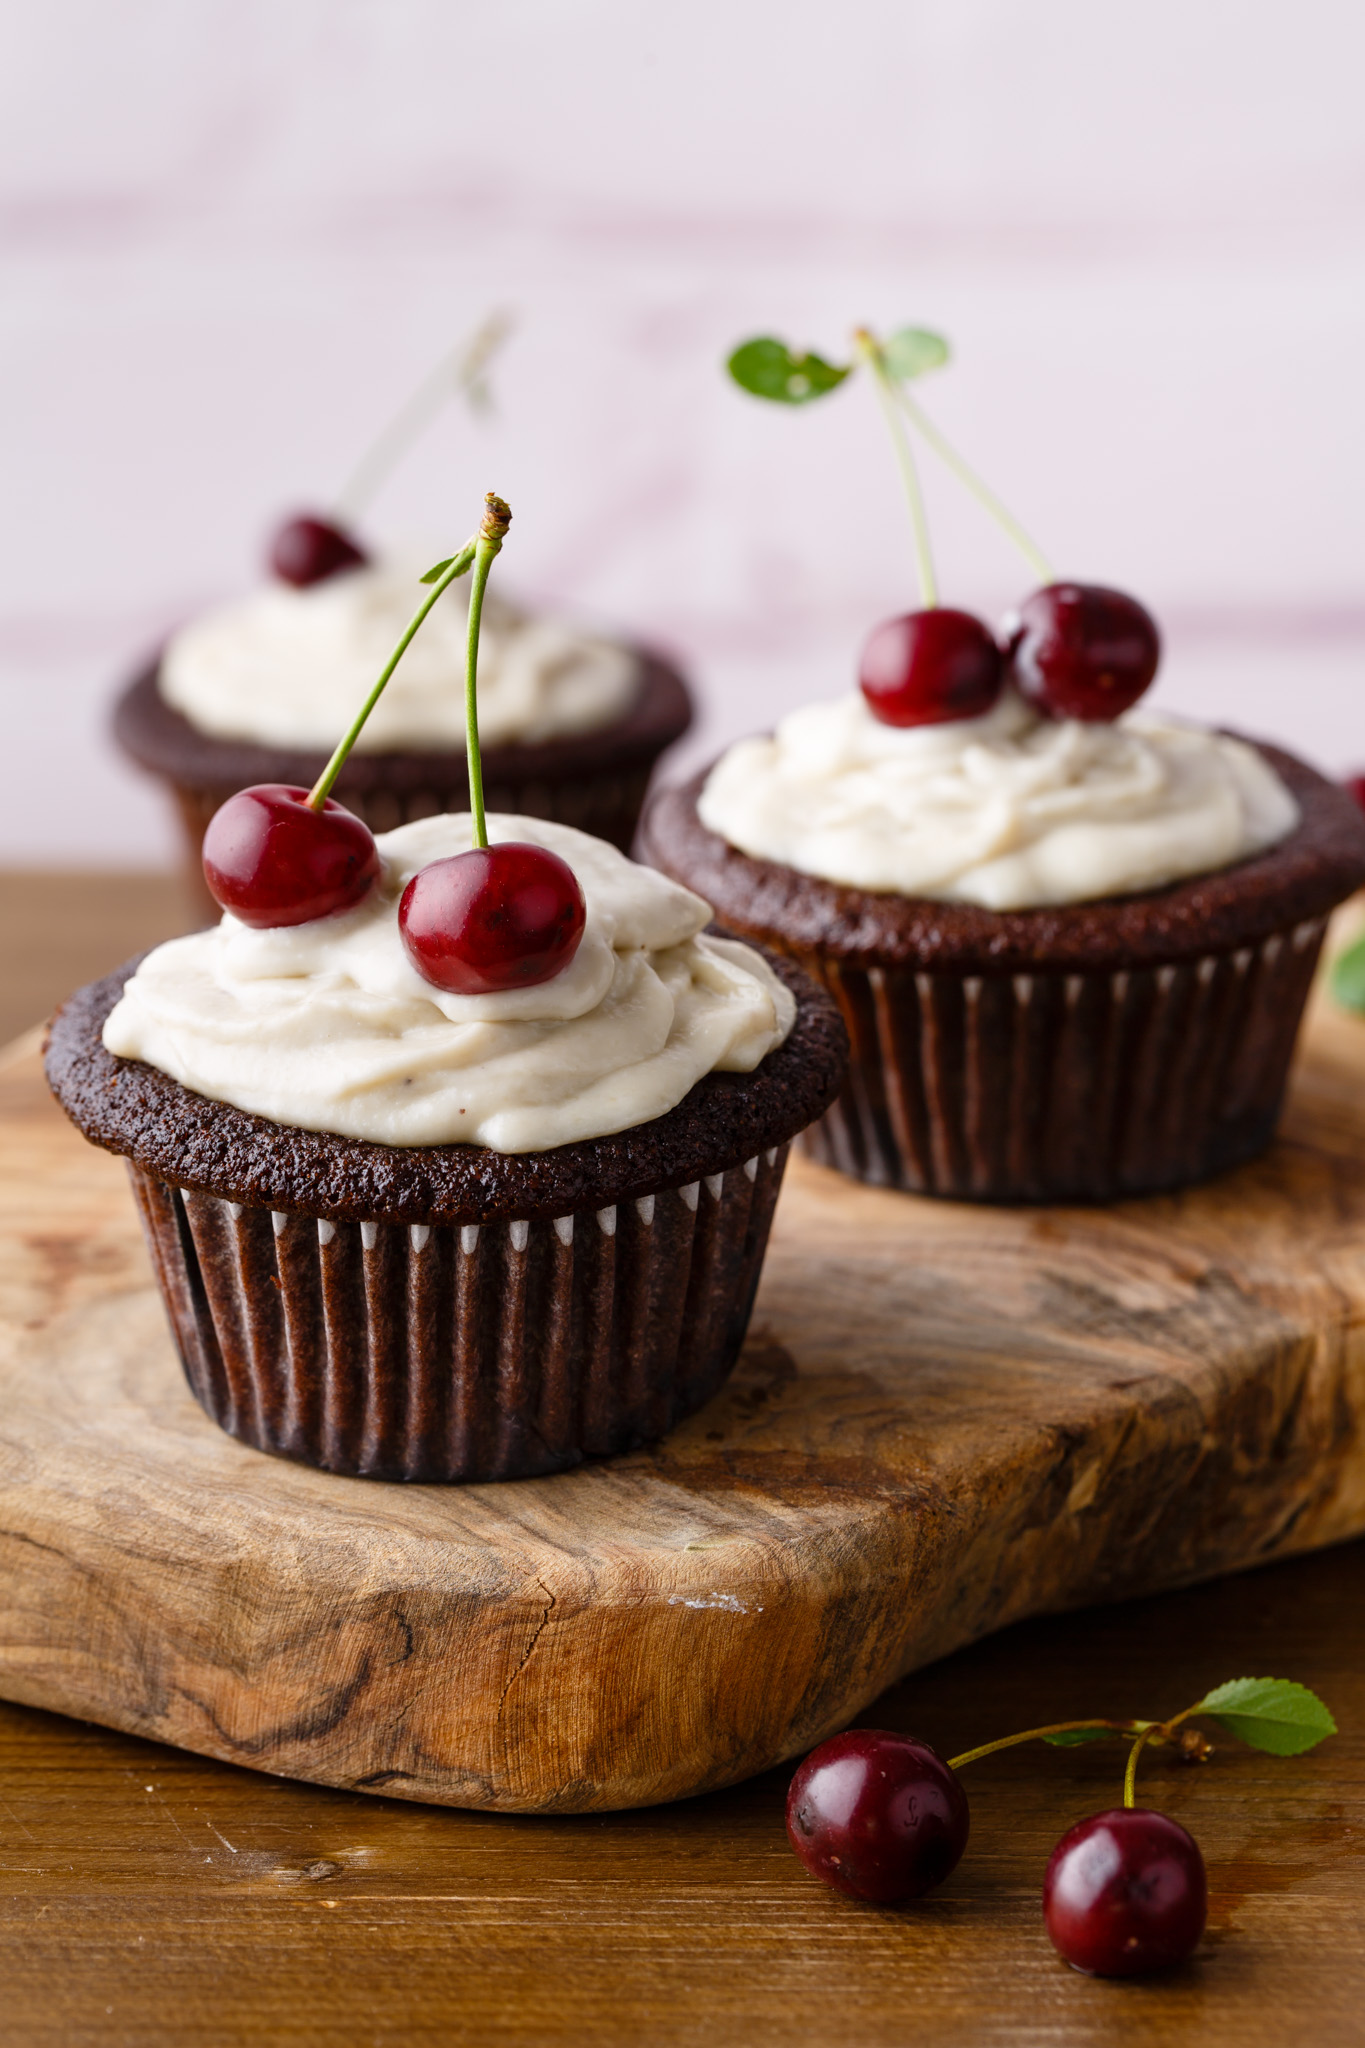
[2,872,1363,2046]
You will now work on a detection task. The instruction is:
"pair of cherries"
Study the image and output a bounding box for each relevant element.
[786,1729,1206,1979]
[203,787,585,995]
[859,582,1161,730]
[203,508,585,993]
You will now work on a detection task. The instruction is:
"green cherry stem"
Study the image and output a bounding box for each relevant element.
[853,327,938,609]
[463,491,513,851]
[1123,1723,1164,1809]
[333,309,514,523]
[891,379,1054,583]
[305,537,479,811]
[947,1719,1150,1771]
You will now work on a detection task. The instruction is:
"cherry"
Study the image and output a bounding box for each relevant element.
[1346,775,1365,816]
[202,784,380,929]
[1043,1809,1206,1977]
[399,843,587,996]
[269,513,369,588]
[858,609,1003,728]
[785,1729,970,1904]
[1006,583,1160,721]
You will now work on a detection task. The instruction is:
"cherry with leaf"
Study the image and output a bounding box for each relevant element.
[785,1674,1335,1980]
[726,326,1160,727]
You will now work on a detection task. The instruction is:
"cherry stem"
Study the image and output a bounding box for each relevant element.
[853,327,938,609]
[305,538,478,810]
[947,1718,1150,1771]
[891,380,1054,583]
[1123,1724,1164,1808]
[463,492,513,851]
[333,309,515,523]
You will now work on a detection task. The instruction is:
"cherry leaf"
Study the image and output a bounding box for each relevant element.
[1041,1727,1117,1747]
[727,337,851,405]
[420,556,457,584]
[881,327,951,381]
[1330,933,1365,1013]
[1192,1678,1336,1756]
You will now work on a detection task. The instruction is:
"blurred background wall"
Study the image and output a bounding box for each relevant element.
[2,0,1363,866]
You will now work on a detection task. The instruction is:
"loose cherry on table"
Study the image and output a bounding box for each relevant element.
[202,784,380,929]
[1006,583,1160,721]
[858,608,1004,728]
[1043,1808,1207,1978]
[785,1729,970,1903]
[269,513,369,588]
[398,842,586,996]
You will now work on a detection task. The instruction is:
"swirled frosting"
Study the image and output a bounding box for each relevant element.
[102,816,795,1153]
[159,563,639,752]
[697,690,1299,910]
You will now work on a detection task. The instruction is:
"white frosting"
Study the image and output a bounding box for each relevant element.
[160,563,639,752]
[697,690,1300,910]
[102,816,795,1154]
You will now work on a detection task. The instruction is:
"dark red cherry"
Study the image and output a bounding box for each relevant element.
[858,609,1004,728]
[202,784,380,929]
[785,1729,970,1904]
[1043,1809,1206,1977]
[1346,775,1365,816]
[269,513,369,588]
[1006,583,1160,721]
[399,843,587,996]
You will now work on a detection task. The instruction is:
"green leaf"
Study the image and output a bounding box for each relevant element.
[1192,1678,1336,1756]
[1330,933,1365,1014]
[1041,1727,1116,1747]
[881,327,950,381]
[726,337,851,405]
[420,556,456,584]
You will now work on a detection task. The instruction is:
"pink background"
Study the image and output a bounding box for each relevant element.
[3,0,1364,865]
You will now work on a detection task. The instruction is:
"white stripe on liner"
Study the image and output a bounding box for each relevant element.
[597,1206,617,1237]
[410,1223,430,1253]
[704,1173,724,1202]
[460,1223,480,1255]
[553,1215,574,1246]
[317,1219,336,1247]
[636,1194,655,1225]
[509,1219,530,1252]
[361,1220,379,1251]
[743,1157,758,1182]
[678,1182,699,1212]
[271,1211,288,1237]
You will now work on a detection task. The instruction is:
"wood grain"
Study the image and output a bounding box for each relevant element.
[5,978,1365,1813]
[0,1539,1359,2046]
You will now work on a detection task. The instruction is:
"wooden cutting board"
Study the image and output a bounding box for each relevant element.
[3,977,1365,1815]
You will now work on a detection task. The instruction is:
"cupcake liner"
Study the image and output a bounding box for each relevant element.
[126,1148,788,1482]
[114,658,693,916]
[795,916,1327,1201]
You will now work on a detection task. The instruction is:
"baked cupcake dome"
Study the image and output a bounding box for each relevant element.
[46,950,845,1484]
[641,742,1365,1204]
[115,646,692,905]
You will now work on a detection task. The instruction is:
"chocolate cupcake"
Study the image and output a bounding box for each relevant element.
[642,689,1365,1202]
[114,565,691,910]
[46,815,845,1482]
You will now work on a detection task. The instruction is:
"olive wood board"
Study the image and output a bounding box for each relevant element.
[3,979,1365,1816]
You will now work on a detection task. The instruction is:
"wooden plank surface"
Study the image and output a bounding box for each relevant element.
[0,1539,1358,2046]
[6,989,1365,1811]
[2,874,1364,2042]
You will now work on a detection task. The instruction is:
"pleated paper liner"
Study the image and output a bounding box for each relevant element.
[796,917,1326,1201]
[128,1148,789,1483]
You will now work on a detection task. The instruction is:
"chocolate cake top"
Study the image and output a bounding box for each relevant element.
[113,651,692,796]
[46,948,847,1226]
[641,742,1365,972]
